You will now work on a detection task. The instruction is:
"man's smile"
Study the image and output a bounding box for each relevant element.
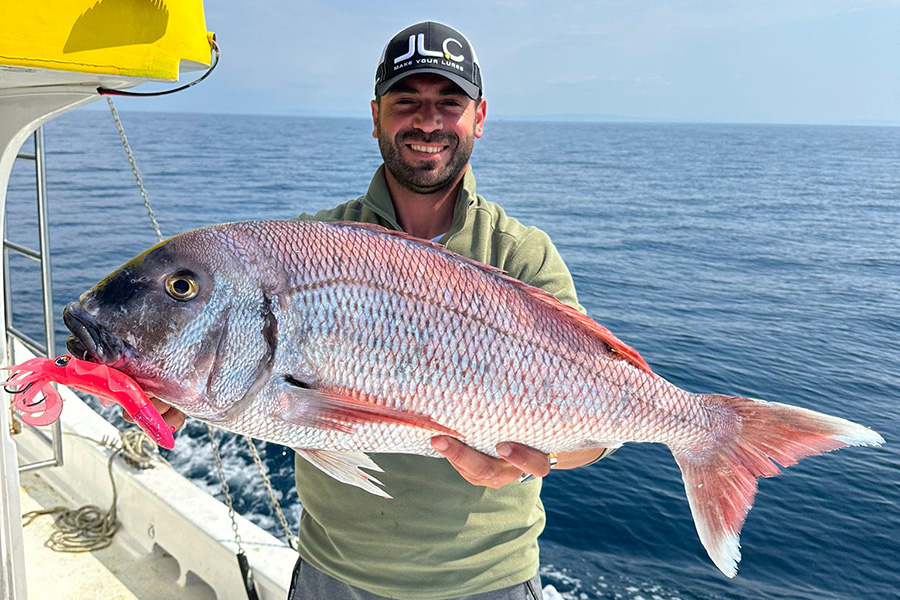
[407,142,448,156]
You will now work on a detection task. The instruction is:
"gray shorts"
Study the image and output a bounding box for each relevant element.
[287,557,543,600]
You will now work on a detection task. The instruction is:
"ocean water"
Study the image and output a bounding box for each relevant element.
[5,110,898,600]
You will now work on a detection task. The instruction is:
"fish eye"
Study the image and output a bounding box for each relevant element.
[165,273,199,301]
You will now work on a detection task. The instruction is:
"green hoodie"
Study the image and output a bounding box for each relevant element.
[294,165,588,599]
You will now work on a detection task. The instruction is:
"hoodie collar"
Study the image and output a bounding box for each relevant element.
[361,165,478,238]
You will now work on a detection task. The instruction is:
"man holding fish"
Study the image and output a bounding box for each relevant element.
[73,19,877,600]
[153,21,609,600]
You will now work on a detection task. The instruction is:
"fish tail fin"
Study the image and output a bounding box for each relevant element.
[672,394,884,578]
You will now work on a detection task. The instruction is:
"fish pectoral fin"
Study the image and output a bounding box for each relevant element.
[294,448,391,498]
[277,380,460,437]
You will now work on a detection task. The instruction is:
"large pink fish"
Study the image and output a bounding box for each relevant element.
[62,220,883,577]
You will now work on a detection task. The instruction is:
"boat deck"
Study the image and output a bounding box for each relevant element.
[21,470,201,599]
[9,367,296,600]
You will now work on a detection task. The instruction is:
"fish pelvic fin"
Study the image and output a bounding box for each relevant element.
[673,394,884,578]
[294,449,391,498]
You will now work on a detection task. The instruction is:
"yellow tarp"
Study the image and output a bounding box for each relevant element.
[0,0,211,81]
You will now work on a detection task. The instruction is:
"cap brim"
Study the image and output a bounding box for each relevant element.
[376,69,480,100]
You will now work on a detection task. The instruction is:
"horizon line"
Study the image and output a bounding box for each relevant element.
[81,105,900,128]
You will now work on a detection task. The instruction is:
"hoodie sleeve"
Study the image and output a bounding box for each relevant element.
[297,199,362,223]
[502,227,587,315]
[298,198,399,231]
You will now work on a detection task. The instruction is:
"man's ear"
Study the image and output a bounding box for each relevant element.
[371,99,379,139]
[474,98,486,138]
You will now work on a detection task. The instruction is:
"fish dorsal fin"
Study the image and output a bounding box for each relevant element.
[328,221,653,375]
[521,288,653,374]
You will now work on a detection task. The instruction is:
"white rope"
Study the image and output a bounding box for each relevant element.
[21,429,156,552]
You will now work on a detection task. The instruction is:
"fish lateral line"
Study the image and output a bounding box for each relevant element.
[328,220,653,375]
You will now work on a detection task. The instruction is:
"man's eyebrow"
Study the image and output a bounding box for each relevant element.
[438,82,468,97]
[386,81,468,97]
[385,81,418,95]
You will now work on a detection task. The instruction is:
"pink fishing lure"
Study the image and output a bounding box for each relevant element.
[3,354,174,449]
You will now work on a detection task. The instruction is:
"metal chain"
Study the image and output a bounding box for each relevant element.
[106,99,244,550]
[207,425,243,552]
[106,97,295,553]
[106,97,164,242]
[244,436,297,549]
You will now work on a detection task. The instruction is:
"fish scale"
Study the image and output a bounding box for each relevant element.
[63,219,884,578]
[282,276,620,453]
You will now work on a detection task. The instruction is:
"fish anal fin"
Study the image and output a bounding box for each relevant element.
[294,448,391,498]
[278,380,460,437]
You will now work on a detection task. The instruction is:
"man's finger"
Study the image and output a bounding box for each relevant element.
[432,436,494,479]
[120,401,186,431]
[497,442,552,477]
[161,406,186,430]
[431,436,517,486]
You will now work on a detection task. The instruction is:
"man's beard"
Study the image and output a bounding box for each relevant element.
[378,126,474,194]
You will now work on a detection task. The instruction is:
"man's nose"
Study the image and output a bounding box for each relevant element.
[413,103,442,133]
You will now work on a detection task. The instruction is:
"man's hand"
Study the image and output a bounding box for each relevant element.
[431,436,608,488]
[122,397,186,431]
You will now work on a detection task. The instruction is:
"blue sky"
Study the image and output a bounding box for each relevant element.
[121,0,900,125]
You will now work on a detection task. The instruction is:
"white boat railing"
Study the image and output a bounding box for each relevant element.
[2,125,64,473]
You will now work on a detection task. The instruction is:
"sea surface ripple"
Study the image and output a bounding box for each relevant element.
[6,112,898,600]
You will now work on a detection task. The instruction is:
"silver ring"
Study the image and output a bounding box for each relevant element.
[518,453,559,484]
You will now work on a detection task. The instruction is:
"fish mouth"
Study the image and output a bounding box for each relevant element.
[63,302,128,368]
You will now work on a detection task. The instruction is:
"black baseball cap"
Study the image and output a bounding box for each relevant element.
[375,21,482,99]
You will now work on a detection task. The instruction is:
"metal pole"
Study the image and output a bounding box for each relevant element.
[2,195,16,437]
[8,127,65,471]
[34,127,54,357]
[34,127,63,468]
[2,186,11,365]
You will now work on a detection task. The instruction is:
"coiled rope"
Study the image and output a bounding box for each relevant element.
[21,429,157,552]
